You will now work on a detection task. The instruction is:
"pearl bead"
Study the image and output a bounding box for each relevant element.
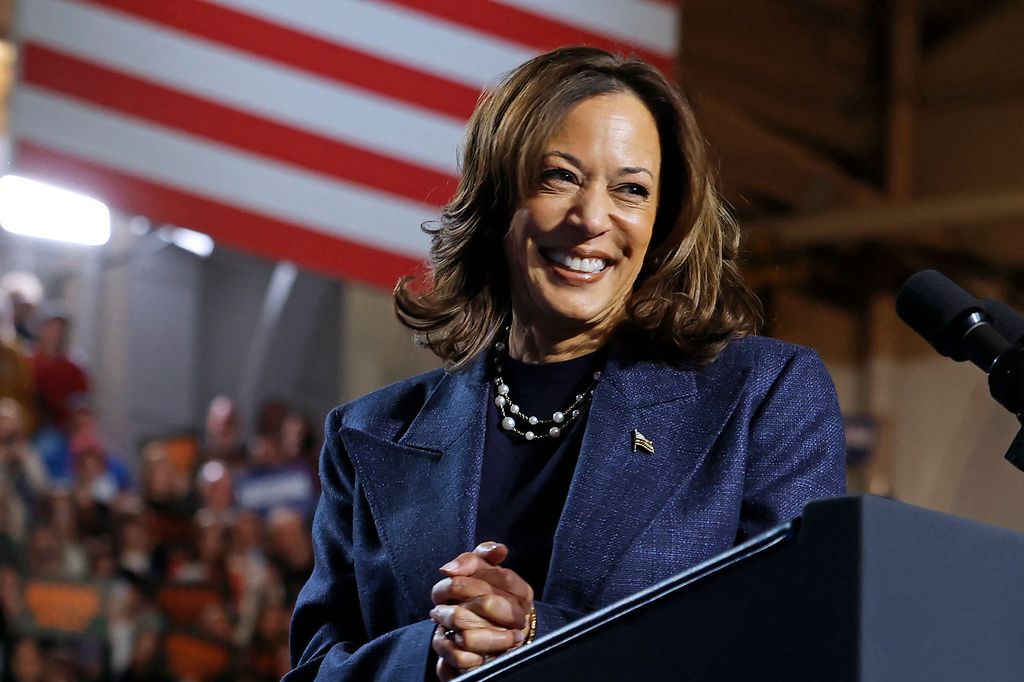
[549,426,561,438]
[575,394,583,402]
[552,412,564,423]
[494,396,506,407]
[509,404,519,414]
[593,371,602,380]
[496,342,506,351]
[501,416,516,430]
[497,383,509,396]
[528,416,538,425]
[525,431,535,440]
[572,409,580,417]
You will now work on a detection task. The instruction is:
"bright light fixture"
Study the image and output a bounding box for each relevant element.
[0,174,111,246]
[159,226,215,258]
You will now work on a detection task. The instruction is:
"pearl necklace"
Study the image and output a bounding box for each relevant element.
[491,339,601,441]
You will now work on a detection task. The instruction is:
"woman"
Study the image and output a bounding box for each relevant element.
[286,47,845,681]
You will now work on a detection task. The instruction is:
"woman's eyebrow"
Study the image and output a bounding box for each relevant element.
[547,150,583,167]
[619,166,654,180]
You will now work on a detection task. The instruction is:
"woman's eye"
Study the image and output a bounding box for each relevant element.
[542,168,577,184]
[619,183,650,198]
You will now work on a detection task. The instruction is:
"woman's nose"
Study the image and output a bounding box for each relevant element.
[567,186,612,237]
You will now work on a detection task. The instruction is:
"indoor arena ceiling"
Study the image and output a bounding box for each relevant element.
[680,0,1024,305]
[1,0,1021,302]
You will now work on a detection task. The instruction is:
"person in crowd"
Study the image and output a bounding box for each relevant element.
[0,299,35,430]
[202,396,247,470]
[139,440,196,519]
[265,507,314,605]
[0,271,44,352]
[8,637,45,682]
[69,428,133,513]
[234,434,316,518]
[279,410,319,492]
[30,304,89,433]
[196,459,236,525]
[286,46,845,681]
[0,400,47,545]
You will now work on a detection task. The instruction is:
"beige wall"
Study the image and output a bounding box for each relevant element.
[774,289,1024,532]
[338,283,439,403]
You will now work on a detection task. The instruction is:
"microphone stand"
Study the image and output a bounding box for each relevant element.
[1006,419,1024,472]
[988,342,1024,472]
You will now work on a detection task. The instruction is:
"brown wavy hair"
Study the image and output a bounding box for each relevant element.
[395,46,762,369]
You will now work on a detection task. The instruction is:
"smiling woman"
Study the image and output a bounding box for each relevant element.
[504,93,660,361]
[286,47,846,682]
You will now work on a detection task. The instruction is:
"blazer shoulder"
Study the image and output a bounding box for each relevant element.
[711,334,825,375]
[326,366,447,439]
[694,335,832,399]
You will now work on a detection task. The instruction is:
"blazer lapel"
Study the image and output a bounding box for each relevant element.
[544,352,748,611]
[343,356,489,619]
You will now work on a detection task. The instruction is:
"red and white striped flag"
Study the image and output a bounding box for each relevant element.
[10,0,677,288]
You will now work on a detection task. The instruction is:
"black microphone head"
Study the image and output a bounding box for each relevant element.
[984,298,1024,344]
[895,270,988,361]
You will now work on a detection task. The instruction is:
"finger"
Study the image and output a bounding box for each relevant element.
[432,574,523,606]
[430,604,493,631]
[439,542,506,577]
[465,566,534,605]
[432,630,484,671]
[462,593,526,630]
[457,626,525,654]
[436,659,457,682]
[473,540,508,565]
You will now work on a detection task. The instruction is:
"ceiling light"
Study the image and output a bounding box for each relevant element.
[158,226,215,258]
[0,174,111,246]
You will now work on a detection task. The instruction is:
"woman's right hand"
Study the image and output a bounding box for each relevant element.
[429,542,534,680]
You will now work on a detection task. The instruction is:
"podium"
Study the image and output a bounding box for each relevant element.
[461,496,1024,681]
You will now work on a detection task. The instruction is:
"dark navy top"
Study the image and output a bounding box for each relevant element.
[475,350,604,597]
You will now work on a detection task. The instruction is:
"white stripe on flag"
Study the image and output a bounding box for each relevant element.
[11,88,435,259]
[21,0,465,175]
[207,0,534,89]
[492,0,677,56]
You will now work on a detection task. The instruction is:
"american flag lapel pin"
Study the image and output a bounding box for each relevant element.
[631,429,655,455]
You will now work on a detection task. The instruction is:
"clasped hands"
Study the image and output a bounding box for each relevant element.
[430,541,534,681]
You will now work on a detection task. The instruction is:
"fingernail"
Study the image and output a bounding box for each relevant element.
[513,630,525,642]
[440,560,459,572]
[479,542,499,552]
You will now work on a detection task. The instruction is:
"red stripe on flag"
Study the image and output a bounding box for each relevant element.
[15,143,424,290]
[21,43,457,209]
[77,0,481,121]
[379,0,676,77]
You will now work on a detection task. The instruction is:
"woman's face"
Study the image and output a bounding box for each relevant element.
[504,93,661,336]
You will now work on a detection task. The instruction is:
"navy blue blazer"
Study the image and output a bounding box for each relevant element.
[285,336,846,681]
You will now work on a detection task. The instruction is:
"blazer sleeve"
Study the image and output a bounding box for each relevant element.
[284,408,435,682]
[737,346,847,542]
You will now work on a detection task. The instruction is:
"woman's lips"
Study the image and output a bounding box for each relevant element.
[539,247,613,284]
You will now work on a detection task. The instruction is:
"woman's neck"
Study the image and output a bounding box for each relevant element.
[507,316,614,363]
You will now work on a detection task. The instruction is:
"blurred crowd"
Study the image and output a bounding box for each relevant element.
[0,271,321,681]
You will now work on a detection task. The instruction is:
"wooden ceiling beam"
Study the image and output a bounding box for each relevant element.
[684,66,878,156]
[697,93,882,210]
[919,0,1024,104]
[680,41,868,107]
[750,188,1024,245]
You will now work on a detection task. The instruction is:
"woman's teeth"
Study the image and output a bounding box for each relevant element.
[544,249,608,273]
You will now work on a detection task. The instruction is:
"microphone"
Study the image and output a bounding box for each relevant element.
[896,270,1024,472]
[896,270,1024,415]
[984,298,1024,345]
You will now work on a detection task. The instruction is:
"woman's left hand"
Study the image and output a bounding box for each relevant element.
[429,542,534,679]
